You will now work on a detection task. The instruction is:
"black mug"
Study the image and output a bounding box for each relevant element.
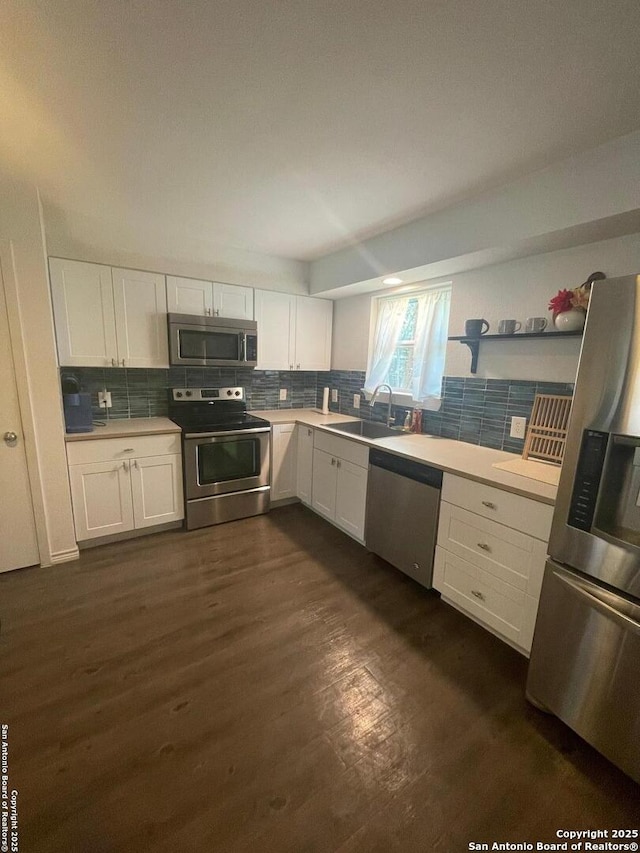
[465,318,490,337]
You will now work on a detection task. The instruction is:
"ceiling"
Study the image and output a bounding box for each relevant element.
[2,0,640,262]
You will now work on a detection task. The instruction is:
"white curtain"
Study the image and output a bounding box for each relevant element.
[411,287,451,410]
[363,296,407,396]
[364,287,451,409]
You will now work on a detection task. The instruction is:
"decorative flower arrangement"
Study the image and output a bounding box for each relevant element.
[548,286,589,319]
[548,271,606,319]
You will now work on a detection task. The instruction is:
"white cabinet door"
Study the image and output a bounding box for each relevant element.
[112,268,168,368]
[213,283,253,320]
[294,296,333,370]
[335,459,368,542]
[49,258,117,367]
[254,290,294,370]
[296,425,314,504]
[130,454,184,528]
[271,423,297,501]
[166,276,213,316]
[69,461,134,541]
[311,448,337,521]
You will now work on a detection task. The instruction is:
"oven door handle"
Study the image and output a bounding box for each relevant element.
[185,427,271,439]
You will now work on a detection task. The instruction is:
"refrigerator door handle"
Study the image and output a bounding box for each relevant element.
[554,568,640,636]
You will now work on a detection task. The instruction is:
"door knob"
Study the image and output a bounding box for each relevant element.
[3,431,18,446]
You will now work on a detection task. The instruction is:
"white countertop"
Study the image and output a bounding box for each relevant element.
[65,417,181,441]
[252,408,558,505]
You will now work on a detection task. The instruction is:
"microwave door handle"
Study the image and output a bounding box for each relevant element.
[239,332,246,362]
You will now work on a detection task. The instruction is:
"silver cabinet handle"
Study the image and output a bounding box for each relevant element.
[122,448,135,453]
[307,429,312,436]
[471,590,485,601]
[477,542,491,551]
[481,500,496,509]
[331,458,336,466]
[205,308,211,316]
[3,431,18,446]
[289,364,293,370]
[337,460,341,468]
[132,459,138,468]
[296,363,300,369]
[122,461,129,472]
[111,358,116,367]
[121,359,126,367]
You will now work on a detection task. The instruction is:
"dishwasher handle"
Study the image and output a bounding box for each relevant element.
[369,448,442,489]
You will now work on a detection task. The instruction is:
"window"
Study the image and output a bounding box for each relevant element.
[364,284,451,409]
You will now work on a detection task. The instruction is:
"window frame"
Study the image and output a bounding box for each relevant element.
[365,282,452,406]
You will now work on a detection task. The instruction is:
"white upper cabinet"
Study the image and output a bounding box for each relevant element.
[254,290,296,370]
[167,276,253,320]
[294,296,332,371]
[50,259,168,368]
[49,258,118,367]
[112,268,168,368]
[166,276,213,316]
[214,282,253,320]
[254,290,333,371]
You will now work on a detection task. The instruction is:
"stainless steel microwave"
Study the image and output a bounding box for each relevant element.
[168,313,258,368]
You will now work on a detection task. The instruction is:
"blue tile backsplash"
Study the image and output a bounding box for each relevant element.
[64,367,573,455]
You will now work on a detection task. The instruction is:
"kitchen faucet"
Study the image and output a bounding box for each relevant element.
[369,383,394,427]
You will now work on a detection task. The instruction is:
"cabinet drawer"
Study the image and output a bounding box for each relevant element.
[67,433,181,465]
[437,501,547,598]
[433,546,538,653]
[441,473,553,540]
[314,430,368,468]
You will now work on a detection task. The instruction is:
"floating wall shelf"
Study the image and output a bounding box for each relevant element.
[448,330,583,374]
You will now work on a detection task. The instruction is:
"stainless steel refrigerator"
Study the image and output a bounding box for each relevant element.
[527,274,640,784]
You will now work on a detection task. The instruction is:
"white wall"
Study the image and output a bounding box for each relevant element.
[0,177,78,565]
[332,232,640,382]
[312,131,640,295]
[44,202,309,295]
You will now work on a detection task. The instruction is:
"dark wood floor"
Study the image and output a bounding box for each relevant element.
[1,505,638,852]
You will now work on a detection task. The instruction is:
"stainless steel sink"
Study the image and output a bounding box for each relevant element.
[323,420,403,439]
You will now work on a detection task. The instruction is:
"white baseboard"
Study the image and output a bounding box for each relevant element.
[49,546,80,564]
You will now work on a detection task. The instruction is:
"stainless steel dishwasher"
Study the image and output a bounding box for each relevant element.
[365,448,442,588]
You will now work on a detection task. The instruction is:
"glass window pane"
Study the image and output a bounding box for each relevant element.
[399,298,418,342]
[387,345,414,391]
[198,439,259,484]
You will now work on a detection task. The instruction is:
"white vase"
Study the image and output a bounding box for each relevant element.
[554,309,585,332]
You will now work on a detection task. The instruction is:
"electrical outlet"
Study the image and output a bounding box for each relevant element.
[353,394,360,409]
[510,416,527,439]
[279,388,287,401]
[98,390,112,409]
[331,389,338,403]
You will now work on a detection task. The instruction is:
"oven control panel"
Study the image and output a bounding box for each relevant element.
[172,387,245,401]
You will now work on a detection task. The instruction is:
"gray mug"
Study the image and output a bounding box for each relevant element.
[465,318,490,337]
[525,317,547,333]
[498,319,521,335]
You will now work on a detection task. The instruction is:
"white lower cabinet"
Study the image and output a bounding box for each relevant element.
[271,423,298,502]
[67,434,183,542]
[434,473,553,655]
[311,432,368,542]
[296,425,314,504]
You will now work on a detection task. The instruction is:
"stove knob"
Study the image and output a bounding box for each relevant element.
[185,390,192,397]
[235,391,241,396]
[176,392,183,398]
[227,390,233,396]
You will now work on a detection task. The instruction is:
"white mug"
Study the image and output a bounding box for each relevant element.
[498,319,521,335]
[525,317,547,333]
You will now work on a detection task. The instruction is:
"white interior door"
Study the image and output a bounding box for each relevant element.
[0,262,39,571]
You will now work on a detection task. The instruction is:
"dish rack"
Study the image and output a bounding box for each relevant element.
[522,394,573,465]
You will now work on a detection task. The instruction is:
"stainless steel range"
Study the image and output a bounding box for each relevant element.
[169,387,270,530]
